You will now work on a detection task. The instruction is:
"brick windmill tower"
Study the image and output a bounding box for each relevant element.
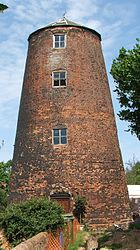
[10,17,130,227]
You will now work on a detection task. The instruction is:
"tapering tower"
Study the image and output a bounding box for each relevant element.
[10,18,130,227]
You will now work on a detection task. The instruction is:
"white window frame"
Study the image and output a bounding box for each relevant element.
[52,71,67,88]
[53,34,66,49]
[52,128,68,145]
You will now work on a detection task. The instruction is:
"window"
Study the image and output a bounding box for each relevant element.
[53,34,66,48]
[52,71,67,87]
[53,128,67,145]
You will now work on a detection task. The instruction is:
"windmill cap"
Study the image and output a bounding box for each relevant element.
[28,17,101,41]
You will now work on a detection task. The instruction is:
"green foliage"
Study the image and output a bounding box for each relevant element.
[0,244,4,250]
[98,233,110,244]
[0,197,64,246]
[129,222,140,230]
[125,161,140,184]
[0,160,12,210]
[110,39,140,139]
[68,231,86,250]
[0,160,12,190]
[0,189,8,210]
[73,196,86,223]
[0,3,8,12]
[98,232,122,249]
[108,243,122,249]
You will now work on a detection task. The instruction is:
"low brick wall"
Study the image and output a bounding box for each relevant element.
[12,232,48,250]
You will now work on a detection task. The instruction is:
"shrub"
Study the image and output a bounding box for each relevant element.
[68,231,87,250]
[0,160,12,210]
[0,197,64,246]
[73,196,86,223]
[0,189,7,210]
[109,243,122,249]
[98,232,110,244]
[129,222,140,230]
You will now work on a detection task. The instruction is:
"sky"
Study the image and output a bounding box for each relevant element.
[0,0,139,166]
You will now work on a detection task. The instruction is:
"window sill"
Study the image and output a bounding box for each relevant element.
[53,47,66,49]
[52,86,67,88]
[53,144,68,148]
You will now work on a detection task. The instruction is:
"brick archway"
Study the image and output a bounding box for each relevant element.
[50,192,72,213]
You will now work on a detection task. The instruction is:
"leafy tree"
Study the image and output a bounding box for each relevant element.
[0,160,12,210]
[73,196,86,223]
[110,39,140,139]
[0,3,8,12]
[0,197,64,246]
[125,161,140,184]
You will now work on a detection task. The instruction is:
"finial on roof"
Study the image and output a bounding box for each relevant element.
[63,10,67,18]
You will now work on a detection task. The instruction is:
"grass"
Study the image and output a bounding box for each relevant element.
[68,231,87,250]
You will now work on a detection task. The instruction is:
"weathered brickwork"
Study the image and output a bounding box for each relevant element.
[9,22,131,226]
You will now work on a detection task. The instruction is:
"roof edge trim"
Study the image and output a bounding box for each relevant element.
[28,24,101,41]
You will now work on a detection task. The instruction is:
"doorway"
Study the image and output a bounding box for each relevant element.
[50,192,71,213]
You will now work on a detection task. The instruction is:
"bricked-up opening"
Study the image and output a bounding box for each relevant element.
[50,192,71,213]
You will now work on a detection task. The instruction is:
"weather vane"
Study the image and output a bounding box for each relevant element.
[63,10,67,18]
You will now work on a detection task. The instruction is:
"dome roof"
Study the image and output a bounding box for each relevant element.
[28,17,101,40]
[46,17,82,28]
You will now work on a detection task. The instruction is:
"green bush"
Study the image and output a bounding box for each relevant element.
[0,189,8,210]
[129,222,140,230]
[68,231,87,250]
[0,160,12,210]
[0,197,64,246]
[98,233,110,244]
[108,243,122,249]
[73,196,86,223]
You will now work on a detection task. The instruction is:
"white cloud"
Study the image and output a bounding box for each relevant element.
[67,0,98,22]
[102,2,136,24]
[85,19,102,31]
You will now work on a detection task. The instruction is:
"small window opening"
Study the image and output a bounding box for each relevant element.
[53,128,67,145]
[53,71,67,87]
[53,34,66,48]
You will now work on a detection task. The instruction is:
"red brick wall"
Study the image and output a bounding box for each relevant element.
[10,26,130,226]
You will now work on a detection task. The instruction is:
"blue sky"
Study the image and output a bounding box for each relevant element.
[0,0,139,166]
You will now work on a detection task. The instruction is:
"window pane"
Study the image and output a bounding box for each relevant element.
[60,79,66,86]
[54,137,59,145]
[54,80,60,86]
[60,72,65,79]
[61,128,67,136]
[54,72,59,79]
[54,129,59,136]
[55,35,59,41]
[60,41,64,47]
[60,35,64,41]
[55,42,59,48]
[61,136,67,144]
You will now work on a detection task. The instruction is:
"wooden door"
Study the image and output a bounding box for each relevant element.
[50,193,71,213]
